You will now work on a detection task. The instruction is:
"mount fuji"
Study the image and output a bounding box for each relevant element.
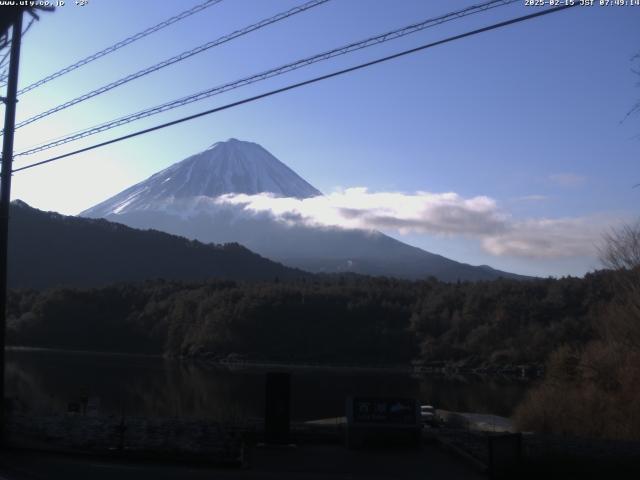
[81,139,526,282]
[84,138,320,217]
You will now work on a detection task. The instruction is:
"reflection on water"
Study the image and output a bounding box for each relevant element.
[6,349,532,421]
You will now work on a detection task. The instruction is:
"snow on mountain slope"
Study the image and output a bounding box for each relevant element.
[80,138,529,281]
[81,138,321,218]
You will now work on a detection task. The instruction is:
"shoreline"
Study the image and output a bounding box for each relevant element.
[6,345,541,378]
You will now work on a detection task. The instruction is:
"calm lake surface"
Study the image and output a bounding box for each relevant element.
[6,349,532,421]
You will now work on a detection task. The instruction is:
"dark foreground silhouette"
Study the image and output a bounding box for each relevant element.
[0,444,484,480]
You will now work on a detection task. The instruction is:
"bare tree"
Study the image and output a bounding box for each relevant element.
[599,220,640,271]
[516,222,640,439]
[597,220,640,352]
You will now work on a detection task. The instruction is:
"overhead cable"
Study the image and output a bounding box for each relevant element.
[11,4,578,174]
[15,0,518,157]
[17,0,225,96]
[13,0,330,130]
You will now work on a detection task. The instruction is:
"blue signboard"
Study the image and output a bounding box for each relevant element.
[351,397,418,425]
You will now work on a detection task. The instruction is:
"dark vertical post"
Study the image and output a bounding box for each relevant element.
[488,432,523,479]
[264,372,291,445]
[0,9,24,437]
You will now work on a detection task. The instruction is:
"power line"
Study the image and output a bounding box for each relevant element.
[21,17,36,37]
[12,0,331,130]
[1,47,12,71]
[15,0,518,158]
[12,4,578,175]
[16,0,224,96]
[0,18,36,87]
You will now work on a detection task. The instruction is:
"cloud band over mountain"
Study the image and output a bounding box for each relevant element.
[215,188,609,259]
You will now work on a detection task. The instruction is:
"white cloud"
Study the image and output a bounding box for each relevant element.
[548,173,586,187]
[516,194,548,202]
[214,188,613,260]
[482,218,605,258]
[215,188,507,236]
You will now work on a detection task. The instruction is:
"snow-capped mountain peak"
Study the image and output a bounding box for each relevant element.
[81,138,321,217]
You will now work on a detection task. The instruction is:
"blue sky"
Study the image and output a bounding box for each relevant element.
[3,0,639,277]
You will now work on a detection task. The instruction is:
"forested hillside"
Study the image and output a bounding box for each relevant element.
[8,201,306,288]
[7,271,623,369]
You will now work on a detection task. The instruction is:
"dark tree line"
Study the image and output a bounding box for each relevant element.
[6,270,624,369]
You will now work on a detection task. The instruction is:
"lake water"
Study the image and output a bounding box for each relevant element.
[6,349,532,421]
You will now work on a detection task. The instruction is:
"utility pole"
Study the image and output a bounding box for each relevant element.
[0,8,23,439]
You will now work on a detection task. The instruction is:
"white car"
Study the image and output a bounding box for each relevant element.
[420,405,436,426]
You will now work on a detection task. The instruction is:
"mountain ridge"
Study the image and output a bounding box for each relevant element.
[9,200,307,289]
[81,138,531,282]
